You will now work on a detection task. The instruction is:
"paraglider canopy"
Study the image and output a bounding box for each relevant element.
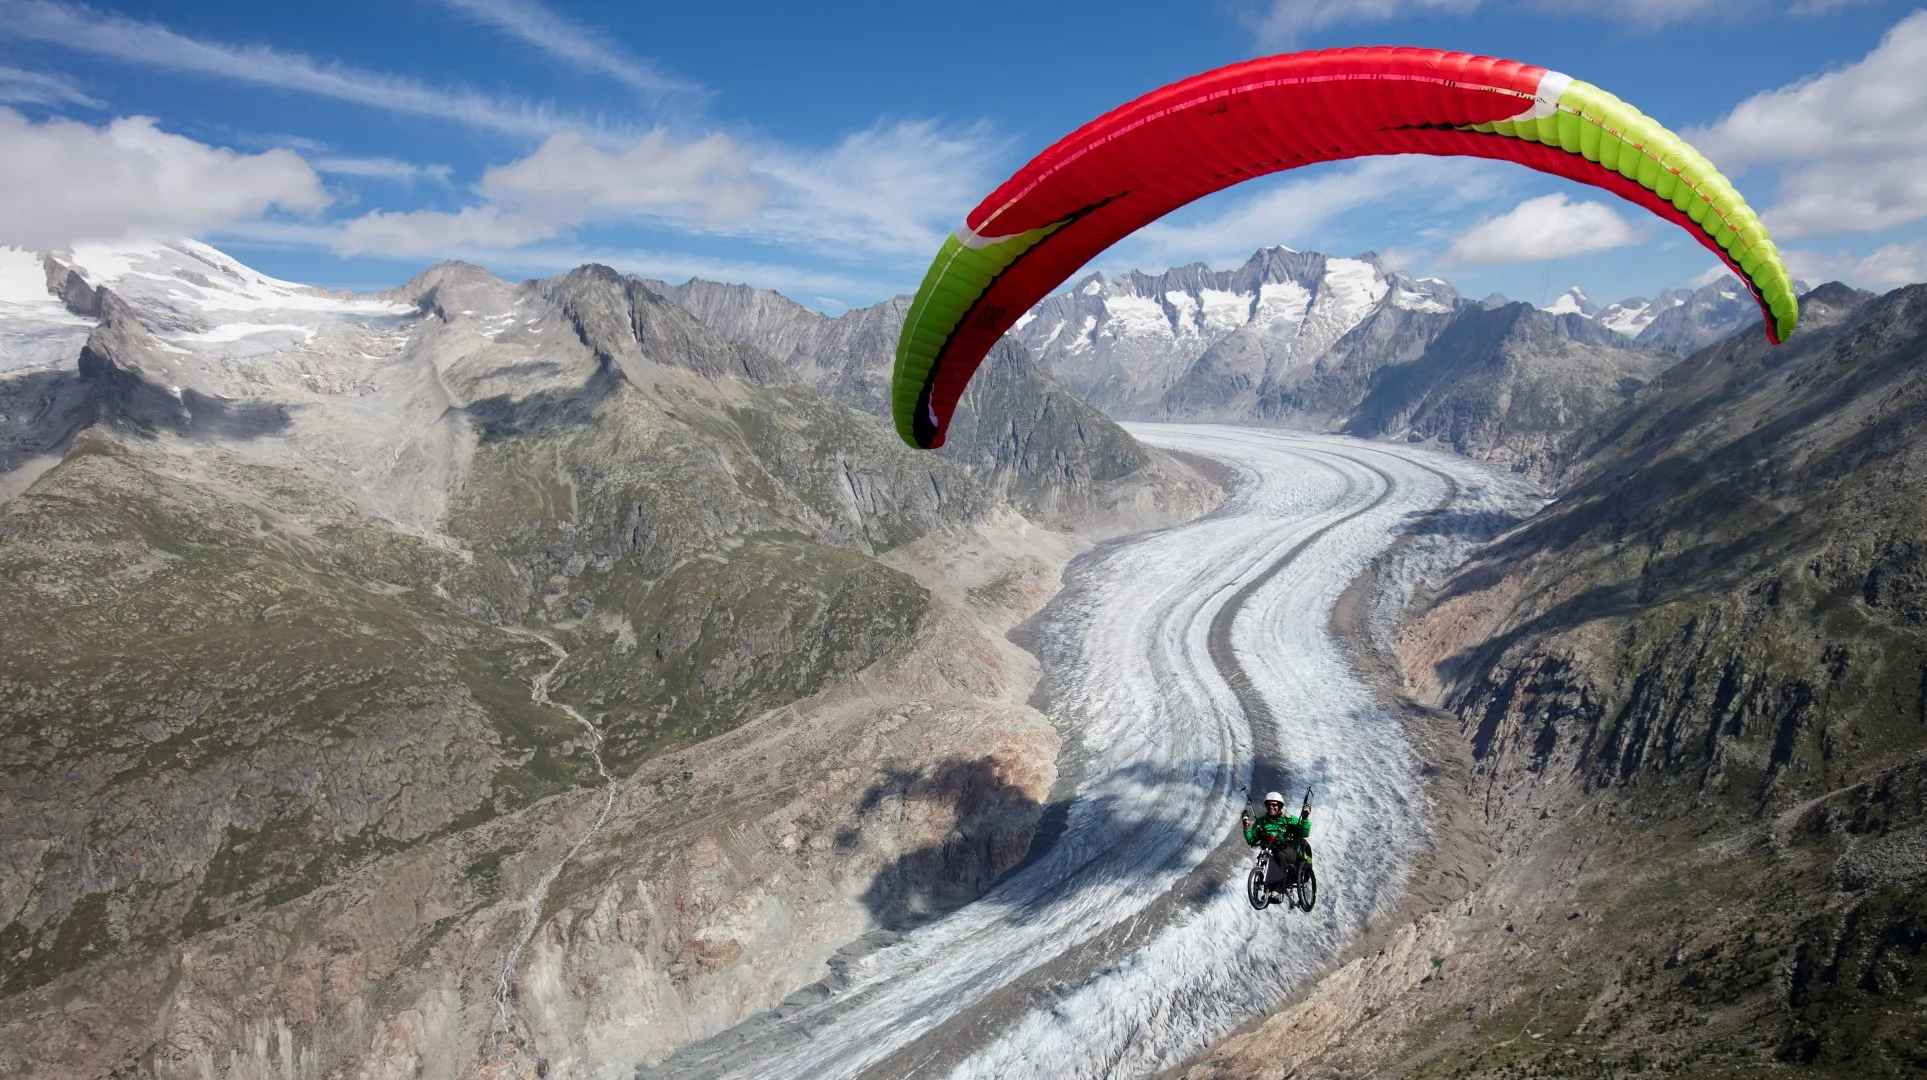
[893,47,1797,450]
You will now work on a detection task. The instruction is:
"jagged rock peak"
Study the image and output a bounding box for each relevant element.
[540,264,790,385]
[1800,280,1876,314]
[1543,286,1597,318]
[40,253,101,319]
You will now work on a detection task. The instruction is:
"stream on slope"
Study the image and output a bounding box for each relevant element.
[480,633,620,1078]
[642,428,1534,1080]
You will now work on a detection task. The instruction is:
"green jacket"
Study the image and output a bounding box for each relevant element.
[1244,812,1309,848]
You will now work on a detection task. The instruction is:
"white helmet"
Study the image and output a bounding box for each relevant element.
[1264,791,1285,804]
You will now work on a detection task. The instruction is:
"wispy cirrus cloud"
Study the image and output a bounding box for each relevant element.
[1111,156,1506,271]
[313,156,454,185]
[0,3,997,299]
[1245,0,1857,46]
[1788,0,1882,13]
[1244,0,1482,49]
[0,0,583,137]
[333,129,763,258]
[745,121,1002,258]
[330,120,999,269]
[0,63,100,107]
[425,0,697,96]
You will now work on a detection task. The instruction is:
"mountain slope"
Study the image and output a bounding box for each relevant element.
[1189,280,1927,1079]
[1632,276,1761,355]
[648,279,1180,525]
[1343,301,1677,478]
[0,254,981,994]
[0,245,1221,1079]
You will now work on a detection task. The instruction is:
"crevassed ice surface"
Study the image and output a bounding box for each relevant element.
[651,428,1537,1080]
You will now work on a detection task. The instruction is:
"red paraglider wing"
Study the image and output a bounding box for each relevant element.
[894,47,1796,449]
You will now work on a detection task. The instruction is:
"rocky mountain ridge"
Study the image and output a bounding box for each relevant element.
[1342,299,1677,477]
[1003,246,1757,461]
[644,279,1159,523]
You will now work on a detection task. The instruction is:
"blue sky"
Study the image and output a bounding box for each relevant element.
[1,0,1924,309]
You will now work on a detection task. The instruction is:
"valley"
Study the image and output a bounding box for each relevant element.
[3,236,1923,1080]
[640,429,1535,1079]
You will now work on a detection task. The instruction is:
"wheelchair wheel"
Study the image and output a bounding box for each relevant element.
[1246,854,1271,910]
[1295,864,1317,911]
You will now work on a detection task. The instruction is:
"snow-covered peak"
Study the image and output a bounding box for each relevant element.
[1598,299,1653,337]
[1542,286,1596,318]
[1593,289,1689,338]
[49,239,414,357]
[1319,257,1390,324]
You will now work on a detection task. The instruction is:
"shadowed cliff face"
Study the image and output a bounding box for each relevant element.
[1344,302,1676,481]
[853,755,1051,927]
[1186,282,1927,1080]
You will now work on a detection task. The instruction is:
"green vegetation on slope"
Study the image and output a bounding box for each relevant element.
[1401,283,1927,1076]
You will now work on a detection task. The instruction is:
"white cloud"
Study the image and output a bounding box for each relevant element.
[0,63,99,107]
[1245,0,1482,47]
[486,130,760,220]
[747,121,999,257]
[1694,11,1927,167]
[335,204,557,256]
[314,156,453,184]
[1692,11,1927,237]
[1116,156,1505,271]
[0,107,329,249]
[1765,162,1927,236]
[1846,239,1927,288]
[1445,194,1638,266]
[1537,0,1729,27]
[1244,0,1743,45]
[1781,241,1927,290]
[1789,0,1881,13]
[0,0,579,137]
[332,121,995,267]
[1689,263,1740,288]
[426,0,695,96]
[333,129,762,258]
